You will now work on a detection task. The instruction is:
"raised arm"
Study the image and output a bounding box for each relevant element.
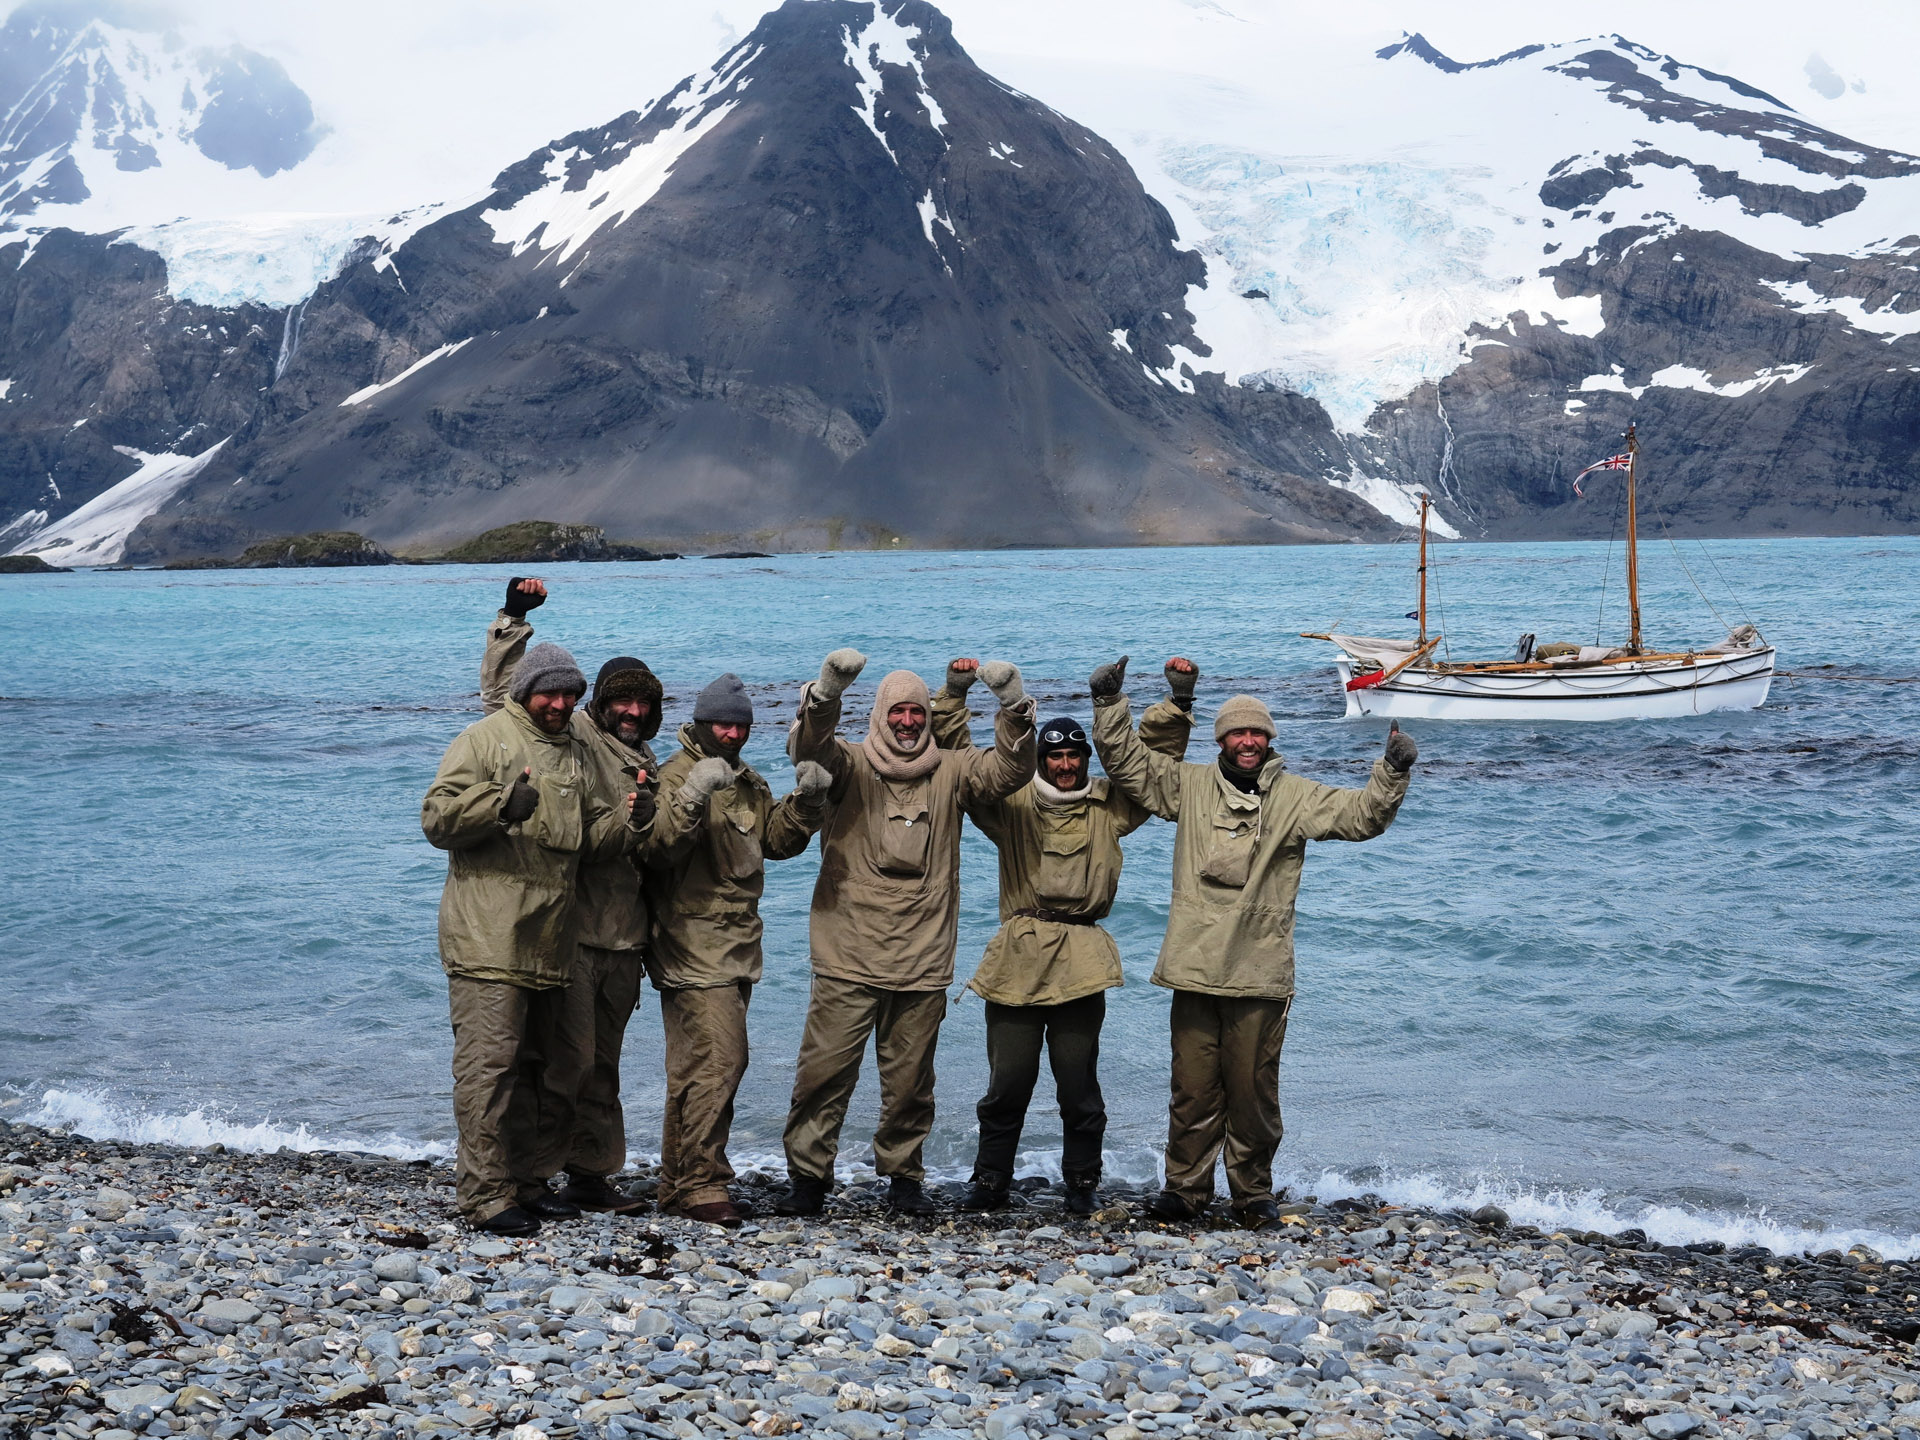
[956,661,1037,805]
[790,647,867,786]
[1295,728,1416,842]
[1111,682,1196,834]
[765,761,833,860]
[479,578,545,713]
[929,657,979,752]
[639,757,734,867]
[1089,656,1184,821]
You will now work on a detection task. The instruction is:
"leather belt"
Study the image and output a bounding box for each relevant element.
[1013,907,1097,926]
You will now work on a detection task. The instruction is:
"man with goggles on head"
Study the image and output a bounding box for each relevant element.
[933,657,1198,1216]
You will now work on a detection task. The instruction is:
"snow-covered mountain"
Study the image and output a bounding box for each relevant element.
[0,3,323,225]
[3,0,1919,561]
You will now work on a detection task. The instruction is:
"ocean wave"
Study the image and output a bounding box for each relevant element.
[1277,1164,1920,1262]
[16,1088,450,1163]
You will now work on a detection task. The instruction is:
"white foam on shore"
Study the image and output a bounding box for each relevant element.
[1284,1165,1920,1262]
[23,1088,450,1163]
[17,1090,1914,1258]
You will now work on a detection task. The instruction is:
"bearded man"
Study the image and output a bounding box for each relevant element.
[778,648,1035,1216]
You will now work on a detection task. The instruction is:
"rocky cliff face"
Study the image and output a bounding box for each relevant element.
[1335,37,1920,538]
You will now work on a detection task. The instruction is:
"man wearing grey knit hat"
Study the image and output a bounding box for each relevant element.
[479,578,664,1218]
[426,625,647,1237]
[639,669,833,1226]
[1088,655,1417,1229]
[778,647,1036,1217]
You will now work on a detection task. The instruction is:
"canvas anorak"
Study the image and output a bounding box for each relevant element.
[792,679,1035,991]
[482,612,657,953]
[1091,694,1409,1000]
[421,700,632,988]
[640,724,824,990]
[930,691,1192,1006]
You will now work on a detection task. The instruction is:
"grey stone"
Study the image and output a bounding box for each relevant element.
[1642,1414,1705,1439]
[371,1253,419,1284]
[102,1384,176,1415]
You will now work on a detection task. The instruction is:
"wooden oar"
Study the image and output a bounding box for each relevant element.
[1346,635,1441,691]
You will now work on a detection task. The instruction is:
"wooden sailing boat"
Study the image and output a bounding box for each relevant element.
[1306,427,1777,721]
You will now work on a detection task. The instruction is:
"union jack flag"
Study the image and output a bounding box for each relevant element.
[1572,452,1631,497]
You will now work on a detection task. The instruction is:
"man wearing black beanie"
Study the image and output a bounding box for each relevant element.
[481,578,663,1215]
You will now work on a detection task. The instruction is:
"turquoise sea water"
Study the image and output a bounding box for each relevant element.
[4,538,1918,1254]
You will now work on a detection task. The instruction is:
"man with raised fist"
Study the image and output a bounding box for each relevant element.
[778,647,1036,1217]
[639,673,832,1227]
[1087,655,1417,1229]
[481,578,663,1217]
[425,630,645,1236]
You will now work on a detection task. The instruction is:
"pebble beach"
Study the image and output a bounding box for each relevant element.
[4,1121,1917,1440]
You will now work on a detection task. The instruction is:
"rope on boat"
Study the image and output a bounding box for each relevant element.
[1594,471,1626,645]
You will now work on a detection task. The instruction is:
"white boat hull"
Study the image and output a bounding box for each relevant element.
[1334,647,1776,721]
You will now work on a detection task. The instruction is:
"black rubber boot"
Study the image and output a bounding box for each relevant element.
[960,1182,1010,1212]
[1147,1189,1197,1222]
[774,1174,829,1216]
[1063,1182,1099,1216]
[887,1177,939,1216]
[475,1205,540,1237]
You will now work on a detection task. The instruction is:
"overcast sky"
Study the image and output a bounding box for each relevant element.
[16,0,1920,214]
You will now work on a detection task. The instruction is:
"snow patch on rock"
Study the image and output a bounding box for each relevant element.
[1649,362,1816,396]
[1761,280,1920,339]
[10,440,230,566]
[339,339,473,408]
[481,73,740,267]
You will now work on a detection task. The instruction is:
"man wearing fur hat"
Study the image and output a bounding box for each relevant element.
[640,671,834,1226]
[1088,656,1417,1228]
[930,657,1198,1217]
[425,627,646,1236]
[779,649,1036,1216]
[481,578,664,1216]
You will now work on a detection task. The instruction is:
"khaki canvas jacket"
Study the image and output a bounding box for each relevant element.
[792,680,1035,992]
[1092,694,1409,1000]
[639,724,823,990]
[931,692,1192,1007]
[482,611,657,953]
[421,701,632,988]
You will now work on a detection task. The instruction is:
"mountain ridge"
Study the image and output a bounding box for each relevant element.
[2,1,1918,561]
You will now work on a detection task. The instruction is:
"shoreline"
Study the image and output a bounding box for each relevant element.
[3,1121,1917,1440]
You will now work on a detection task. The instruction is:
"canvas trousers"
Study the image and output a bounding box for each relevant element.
[657,980,753,1211]
[556,943,646,1181]
[971,992,1107,1191]
[783,973,947,1183]
[1163,990,1293,1209]
[446,975,574,1222]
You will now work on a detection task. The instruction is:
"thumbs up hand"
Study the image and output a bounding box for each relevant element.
[502,768,540,823]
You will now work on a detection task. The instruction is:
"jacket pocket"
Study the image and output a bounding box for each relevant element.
[523,773,584,854]
[1197,810,1259,888]
[875,801,932,877]
[1033,827,1092,907]
[711,802,764,881]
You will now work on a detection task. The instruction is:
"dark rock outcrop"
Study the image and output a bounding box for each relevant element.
[430,522,665,564]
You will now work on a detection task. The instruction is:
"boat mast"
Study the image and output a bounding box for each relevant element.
[1417,491,1429,646]
[1624,425,1642,653]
